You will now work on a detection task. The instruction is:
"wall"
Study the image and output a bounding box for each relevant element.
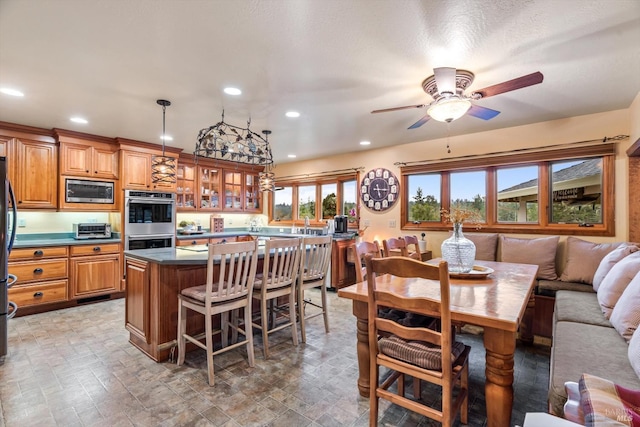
[12,212,113,234]
[274,108,632,256]
[627,91,640,242]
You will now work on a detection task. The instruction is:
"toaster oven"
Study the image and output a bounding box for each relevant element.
[73,223,112,240]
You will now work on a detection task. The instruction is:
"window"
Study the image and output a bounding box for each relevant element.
[400,144,614,236]
[269,174,359,226]
[273,186,293,221]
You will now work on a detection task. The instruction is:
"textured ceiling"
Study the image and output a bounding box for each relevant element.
[1,0,639,164]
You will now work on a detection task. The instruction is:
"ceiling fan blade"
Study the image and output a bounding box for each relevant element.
[472,71,543,99]
[433,67,457,94]
[467,104,501,120]
[408,114,431,129]
[371,104,426,114]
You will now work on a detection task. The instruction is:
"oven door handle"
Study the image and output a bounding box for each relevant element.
[127,234,175,240]
[127,198,175,205]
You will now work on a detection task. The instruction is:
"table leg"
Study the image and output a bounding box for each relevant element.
[484,327,516,427]
[352,300,370,398]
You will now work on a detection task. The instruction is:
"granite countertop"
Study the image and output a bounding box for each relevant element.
[176,228,356,241]
[124,245,269,265]
[12,232,122,248]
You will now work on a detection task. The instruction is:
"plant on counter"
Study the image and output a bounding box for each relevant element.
[348,206,368,236]
[178,220,196,229]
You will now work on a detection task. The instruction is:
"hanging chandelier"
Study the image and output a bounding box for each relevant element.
[195,111,274,167]
[151,99,177,184]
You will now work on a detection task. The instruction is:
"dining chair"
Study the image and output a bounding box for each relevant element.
[176,239,259,386]
[252,237,302,358]
[354,240,382,283]
[298,235,332,343]
[402,235,422,260]
[382,237,409,258]
[364,255,471,426]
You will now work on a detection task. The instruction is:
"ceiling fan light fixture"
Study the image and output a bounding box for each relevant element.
[427,96,472,123]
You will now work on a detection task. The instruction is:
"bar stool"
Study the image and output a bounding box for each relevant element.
[298,235,332,342]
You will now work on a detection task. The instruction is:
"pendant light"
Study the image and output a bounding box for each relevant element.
[151,99,177,184]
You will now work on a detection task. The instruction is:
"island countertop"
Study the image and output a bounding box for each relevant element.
[124,245,269,265]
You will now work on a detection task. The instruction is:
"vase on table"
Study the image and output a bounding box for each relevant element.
[441,222,476,273]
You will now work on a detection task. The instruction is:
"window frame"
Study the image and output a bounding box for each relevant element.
[268,172,360,227]
[400,144,615,236]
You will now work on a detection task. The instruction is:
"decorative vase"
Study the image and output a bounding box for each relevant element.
[441,222,476,273]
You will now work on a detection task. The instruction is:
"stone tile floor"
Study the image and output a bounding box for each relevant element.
[0,289,550,426]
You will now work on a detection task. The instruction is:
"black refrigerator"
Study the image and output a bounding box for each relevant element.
[1,156,17,357]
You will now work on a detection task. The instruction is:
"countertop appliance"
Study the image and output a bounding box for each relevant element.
[1,157,18,357]
[124,190,176,250]
[65,178,115,204]
[73,223,112,240]
[334,215,348,234]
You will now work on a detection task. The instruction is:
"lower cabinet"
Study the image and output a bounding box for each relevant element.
[124,257,151,345]
[331,239,356,290]
[70,243,121,299]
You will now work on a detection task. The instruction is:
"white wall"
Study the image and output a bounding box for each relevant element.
[13,212,112,234]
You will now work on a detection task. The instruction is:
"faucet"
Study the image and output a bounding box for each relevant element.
[304,216,310,235]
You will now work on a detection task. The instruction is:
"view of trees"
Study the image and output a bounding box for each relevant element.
[322,192,337,218]
[408,188,440,221]
[552,202,601,224]
[298,197,316,219]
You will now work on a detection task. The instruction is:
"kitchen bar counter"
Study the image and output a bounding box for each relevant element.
[176,229,356,241]
[124,245,266,265]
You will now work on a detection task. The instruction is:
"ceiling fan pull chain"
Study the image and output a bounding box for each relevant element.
[446,122,451,154]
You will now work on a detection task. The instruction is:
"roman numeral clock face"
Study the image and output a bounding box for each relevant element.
[360,168,399,212]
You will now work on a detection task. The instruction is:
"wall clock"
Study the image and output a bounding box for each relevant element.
[360,168,399,212]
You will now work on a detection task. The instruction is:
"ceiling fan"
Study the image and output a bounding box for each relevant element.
[371,67,543,129]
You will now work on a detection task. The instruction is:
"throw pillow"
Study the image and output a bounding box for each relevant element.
[464,233,498,261]
[559,237,620,285]
[597,251,640,319]
[593,244,640,291]
[610,272,640,342]
[629,327,640,379]
[579,373,640,427]
[500,235,559,280]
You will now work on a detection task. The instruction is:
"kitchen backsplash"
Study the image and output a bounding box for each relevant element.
[11,212,116,234]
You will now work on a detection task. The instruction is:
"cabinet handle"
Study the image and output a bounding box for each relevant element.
[94,171,98,174]
[33,291,43,298]
[34,250,44,256]
[86,170,89,173]
[191,240,197,245]
[18,200,22,204]
[93,246,101,252]
[33,268,43,274]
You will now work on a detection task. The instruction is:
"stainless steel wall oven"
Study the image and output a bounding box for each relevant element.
[124,190,176,250]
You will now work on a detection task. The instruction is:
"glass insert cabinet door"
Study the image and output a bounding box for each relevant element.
[176,164,196,210]
[199,167,221,210]
[225,171,242,210]
[245,173,260,211]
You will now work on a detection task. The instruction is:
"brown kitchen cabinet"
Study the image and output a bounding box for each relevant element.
[13,138,58,209]
[118,138,181,192]
[69,243,121,299]
[176,161,197,210]
[197,165,222,210]
[56,129,119,179]
[244,172,261,212]
[331,239,357,290]
[8,246,69,308]
[124,257,151,345]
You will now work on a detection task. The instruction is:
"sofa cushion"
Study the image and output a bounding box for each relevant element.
[579,373,640,427]
[501,235,559,280]
[465,233,498,261]
[629,328,640,379]
[538,280,594,297]
[549,321,640,417]
[554,290,611,328]
[559,237,620,285]
[593,244,640,291]
[597,252,640,319]
[611,272,640,342]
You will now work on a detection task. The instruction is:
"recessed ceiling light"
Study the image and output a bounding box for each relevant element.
[70,117,88,124]
[285,111,300,118]
[223,87,242,95]
[287,154,297,158]
[360,140,371,146]
[0,88,24,97]
[160,135,173,141]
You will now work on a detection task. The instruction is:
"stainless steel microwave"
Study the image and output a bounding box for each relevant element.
[65,179,114,204]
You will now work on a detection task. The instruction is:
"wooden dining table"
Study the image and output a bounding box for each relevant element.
[337,259,539,427]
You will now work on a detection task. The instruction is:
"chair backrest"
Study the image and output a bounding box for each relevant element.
[354,240,382,283]
[403,235,421,260]
[364,255,454,375]
[260,237,302,289]
[382,237,408,258]
[300,235,332,282]
[206,240,259,303]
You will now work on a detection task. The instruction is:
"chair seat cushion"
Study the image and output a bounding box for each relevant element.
[378,335,466,371]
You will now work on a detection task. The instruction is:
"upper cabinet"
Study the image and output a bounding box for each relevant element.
[56,129,119,179]
[176,155,263,213]
[117,138,182,192]
[0,123,58,209]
